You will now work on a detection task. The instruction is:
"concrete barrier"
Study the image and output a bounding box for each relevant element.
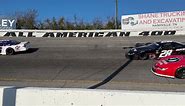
[15,88,185,106]
[0,29,185,38]
[0,87,5,106]
[0,86,17,106]
[0,87,184,106]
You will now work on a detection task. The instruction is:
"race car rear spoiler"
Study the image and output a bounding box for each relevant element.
[123,46,134,49]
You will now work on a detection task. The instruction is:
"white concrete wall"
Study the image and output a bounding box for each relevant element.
[0,87,5,106]
[0,87,184,106]
[15,88,185,106]
[0,29,185,37]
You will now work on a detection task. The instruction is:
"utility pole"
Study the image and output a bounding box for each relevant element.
[115,0,118,29]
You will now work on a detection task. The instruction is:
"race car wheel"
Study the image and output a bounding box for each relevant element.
[6,48,15,55]
[175,67,185,79]
[149,54,156,59]
[139,53,148,60]
[125,53,133,60]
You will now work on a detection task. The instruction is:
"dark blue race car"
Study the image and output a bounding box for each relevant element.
[125,41,185,60]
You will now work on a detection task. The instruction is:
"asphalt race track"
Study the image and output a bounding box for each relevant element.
[1,36,185,92]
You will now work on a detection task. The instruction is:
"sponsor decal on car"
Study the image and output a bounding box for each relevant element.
[176,48,185,51]
[166,58,179,62]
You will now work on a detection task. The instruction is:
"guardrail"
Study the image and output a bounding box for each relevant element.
[0,86,185,106]
[0,29,185,37]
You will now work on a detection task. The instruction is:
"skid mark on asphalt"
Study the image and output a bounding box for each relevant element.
[51,65,69,80]
[88,59,132,89]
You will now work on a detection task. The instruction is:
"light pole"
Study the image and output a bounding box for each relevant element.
[115,0,118,29]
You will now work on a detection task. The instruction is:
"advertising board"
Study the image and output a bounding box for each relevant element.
[0,17,16,29]
[121,10,185,31]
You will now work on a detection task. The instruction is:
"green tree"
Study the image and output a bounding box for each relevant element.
[65,21,75,30]
[105,17,115,29]
[14,9,122,30]
[15,9,38,29]
[42,18,51,29]
[51,17,58,30]
[58,17,65,30]
[92,18,104,29]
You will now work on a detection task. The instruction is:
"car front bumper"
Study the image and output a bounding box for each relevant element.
[151,67,175,78]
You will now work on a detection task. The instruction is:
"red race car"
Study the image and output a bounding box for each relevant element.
[152,55,185,79]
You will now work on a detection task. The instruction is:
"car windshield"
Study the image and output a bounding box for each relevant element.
[0,40,21,46]
[173,42,185,48]
[9,40,20,45]
[147,43,159,49]
[175,42,184,45]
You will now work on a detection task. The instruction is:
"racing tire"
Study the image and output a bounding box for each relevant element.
[125,53,133,60]
[6,48,15,55]
[149,54,156,60]
[139,53,149,60]
[175,67,185,79]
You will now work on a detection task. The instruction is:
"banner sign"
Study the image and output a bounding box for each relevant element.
[121,10,185,31]
[0,17,16,29]
[0,30,178,37]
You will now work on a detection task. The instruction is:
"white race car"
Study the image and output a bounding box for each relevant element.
[0,40,30,55]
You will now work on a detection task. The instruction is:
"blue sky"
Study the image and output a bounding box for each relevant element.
[0,0,185,22]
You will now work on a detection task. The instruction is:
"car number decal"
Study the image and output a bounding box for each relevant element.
[159,50,173,58]
[15,46,20,50]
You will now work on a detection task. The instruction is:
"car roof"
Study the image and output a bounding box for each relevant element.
[0,40,10,43]
[0,40,19,45]
[0,40,11,42]
[160,41,173,43]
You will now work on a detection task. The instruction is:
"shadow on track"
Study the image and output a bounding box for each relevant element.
[88,59,132,89]
[15,48,39,55]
